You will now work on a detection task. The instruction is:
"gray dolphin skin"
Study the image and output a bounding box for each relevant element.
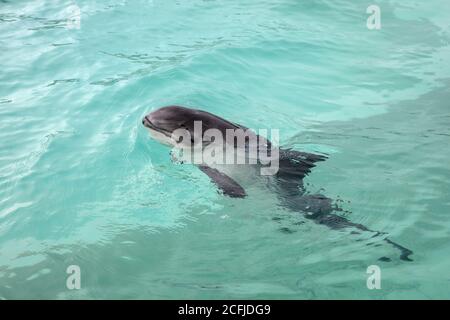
[142,105,413,261]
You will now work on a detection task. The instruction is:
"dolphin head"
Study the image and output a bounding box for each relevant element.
[142,105,240,147]
[143,105,189,133]
[143,105,279,174]
[142,106,195,146]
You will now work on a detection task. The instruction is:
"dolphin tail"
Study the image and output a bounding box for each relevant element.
[284,195,414,261]
[309,206,414,261]
[383,238,413,262]
[275,149,413,261]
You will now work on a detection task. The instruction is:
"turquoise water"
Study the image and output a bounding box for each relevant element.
[1,0,450,299]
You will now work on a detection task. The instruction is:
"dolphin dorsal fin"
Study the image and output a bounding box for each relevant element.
[276,149,328,196]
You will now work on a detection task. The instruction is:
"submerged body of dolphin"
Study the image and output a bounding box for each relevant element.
[142,105,413,261]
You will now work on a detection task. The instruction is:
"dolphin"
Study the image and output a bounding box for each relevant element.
[142,105,413,261]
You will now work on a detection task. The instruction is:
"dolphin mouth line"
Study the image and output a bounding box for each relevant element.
[143,116,172,137]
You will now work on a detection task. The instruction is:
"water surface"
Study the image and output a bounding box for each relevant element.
[1,0,450,299]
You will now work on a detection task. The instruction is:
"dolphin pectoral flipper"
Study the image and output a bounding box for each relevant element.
[198,165,247,198]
